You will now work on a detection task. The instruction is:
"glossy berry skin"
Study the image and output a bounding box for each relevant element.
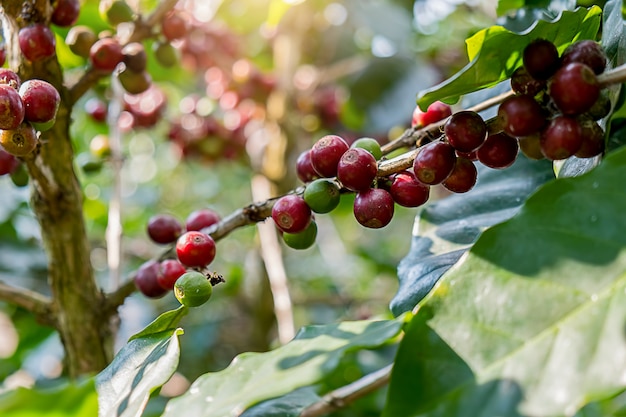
[561,40,607,75]
[353,188,394,229]
[0,85,25,130]
[576,119,605,158]
[510,66,546,96]
[147,214,183,244]
[523,38,560,80]
[518,134,545,160]
[310,134,349,178]
[477,132,519,169]
[390,170,430,208]
[272,194,311,233]
[135,260,169,298]
[443,158,478,193]
[0,69,21,90]
[337,147,378,192]
[0,147,19,175]
[161,12,188,41]
[185,208,221,232]
[0,123,37,157]
[303,179,341,214]
[19,80,61,124]
[157,259,187,290]
[176,231,217,268]
[90,38,123,72]
[51,0,81,27]
[549,63,600,116]
[296,150,319,183]
[444,111,487,152]
[413,141,457,185]
[540,116,583,160]
[283,221,317,250]
[412,101,452,127]
[174,271,212,307]
[19,24,56,62]
[498,94,546,137]
[351,137,382,160]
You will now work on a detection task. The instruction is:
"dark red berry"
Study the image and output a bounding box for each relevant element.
[161,12,188,41]
[0,44,5,68]
[498,94,547,137]
[296,150,319,183]
[510,66,546,96]
[271,194,312,233]
[310,134,349,178]
[337,147,378,191]
[353,188,394,229]
[89,38,123,72]
[0,146,19,175]
[549,63,600,116]
[442,158,478,193]
[456,149,478,161]
[412,101,452,127]
[185,208,221,232]
[390,170,430,207]
[0,69,20,90]
[85,97,107,122]
[176,231,217,267]
[147,214,183,244]
[51,0,81,27]
[0,85,25,130]
[444,111,487,152]
[18,24,56,62]
[523,38,560,80]
[561,40,607,75]
[477,132,519,169]
[576,119,605,158]
[135,260,169,298]
[19,80,60,124]
[157,259,187,290]
[540,116,583,160]
[413,141,457,185]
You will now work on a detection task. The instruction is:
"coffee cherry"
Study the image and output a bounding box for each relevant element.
[586,90,611,121]
[272,194,311,233]
[9,162,28,187]
[444,111,487,152]
[549,63,600,116]
[0,123,37,157]
[477,132,519,169]
[176,231,217,268]
[153,42,179,68]
[540,116,583,160]
[351,137,382,160]
[147,214,183,244]
[523,38,560,80]
[442,158,478,193]
[575,118,604,158]
[283,220,317,250]
[0,44,5,68]
[99,0,135,26]
[135,260,169,298]
[174,271,212,307]
[561,40,607,75]
[510,66,546,96]
[518,134,545,160]
[66,26,97,58]
[389,170,430,208]
[296,150,319,183]
[413,141,456,185]
[122,42,148,73]
[0,146,19,175]
[337,147,378,192]
[499,94,547,137]
[455,149,478,161]
[303,179,341,214]
[19,24,56,62]
[310,134,349,178]
[85,97,107,122]
[89,134,111,158]
[51,0,80,27]
[185,208,221,232]
[157,259,186,291]
[412,101,452,127]
[161,12,188,41]
[0,85,25,130]
[117,67,152,95]
[353,188,394,229]
[0,69,21,90]
[19,80,60,124]
[90,38,123,72]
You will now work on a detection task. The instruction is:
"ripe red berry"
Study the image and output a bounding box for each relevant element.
[442,158,478,193]
[549,62,600,116]
[271,194,312,233]
[444,111,487,152]
[412,101,452,127]
[477,132,519,169]
[18,24,56,62]
[85,97,107,122]
[89,38,123,72]
[523,38,560,80]
[561,40,607,75]
[296,149,318,183]
[510,66,546,96]
[576,119,605,158]
[0,146,19,175]
[310,134,349,178]
[540,116,583,160]
[185,208,221,232]
[19,80,61,124]
[135,260,169,298]
[51,0,81,27]
[176,231,217,268]
[161,12,188,41]
[157,259,187,290]
[390,170,430,208]
[0,85,25,130]
[0,69,20,90]
[413,141,457,185]
[353,188,394,229]
[498,94,547,137]
[337,147,378,192]
[147,214,183,244]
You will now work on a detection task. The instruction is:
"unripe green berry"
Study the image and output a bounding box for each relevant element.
[351,137,382,160]
[283,221,317,250]
[303,179,341,214]
[174,271,213,307]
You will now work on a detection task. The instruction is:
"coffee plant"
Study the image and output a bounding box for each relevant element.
[1,0,626,416]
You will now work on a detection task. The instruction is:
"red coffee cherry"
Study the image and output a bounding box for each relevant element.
[337,147,378,192]
[89,38,124,72]
[523,38,560,80]
[412,101,452,127]
[498,95,547,137]
[310,134,349,178]
[296,149,319,183]
[353,188,394,229]
[540,116,583,160]
[157,259,187,291]
[176,231,217,268]
[0,85,25,130]
[51,0,81,27]
[549,62,600,116]
[413,141,457,185]
[477,132,519,169]
[185,208,221,232]
[389,170,430,208]
[147,214,183,244]
[135,260,169,298]
[271,194,312,234]
[444,110,487,153]
[19,24,56,62]
[19,80,61,124]
[442,157,478,193]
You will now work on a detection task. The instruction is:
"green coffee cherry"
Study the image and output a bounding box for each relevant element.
[174,271,212,307]
[100,0,134,26]
[351,137,382,160]
[153,42,179,68]
[303,179,341,214]
[283,220,317,250]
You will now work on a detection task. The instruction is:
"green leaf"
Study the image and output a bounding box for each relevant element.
[240,387,321,417]
[385,146,626,416]
[96,329,183,417]
[129,305,188,341]
[417,7,601,110]
[162,318,404,416]
[0,378,98,417]
[496,0,576,17]
[390,155,554,316]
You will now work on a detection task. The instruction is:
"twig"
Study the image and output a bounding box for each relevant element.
[299,364,393,417]
[0,281,55,326]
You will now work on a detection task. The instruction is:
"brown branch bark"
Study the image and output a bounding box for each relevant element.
[0,281,54,326]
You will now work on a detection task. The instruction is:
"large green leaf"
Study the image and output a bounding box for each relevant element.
[417,7,601,110]
[162,318,404,417]
[384,146,626,416]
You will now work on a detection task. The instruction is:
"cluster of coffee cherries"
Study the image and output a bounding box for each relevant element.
[135,208,223,306]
